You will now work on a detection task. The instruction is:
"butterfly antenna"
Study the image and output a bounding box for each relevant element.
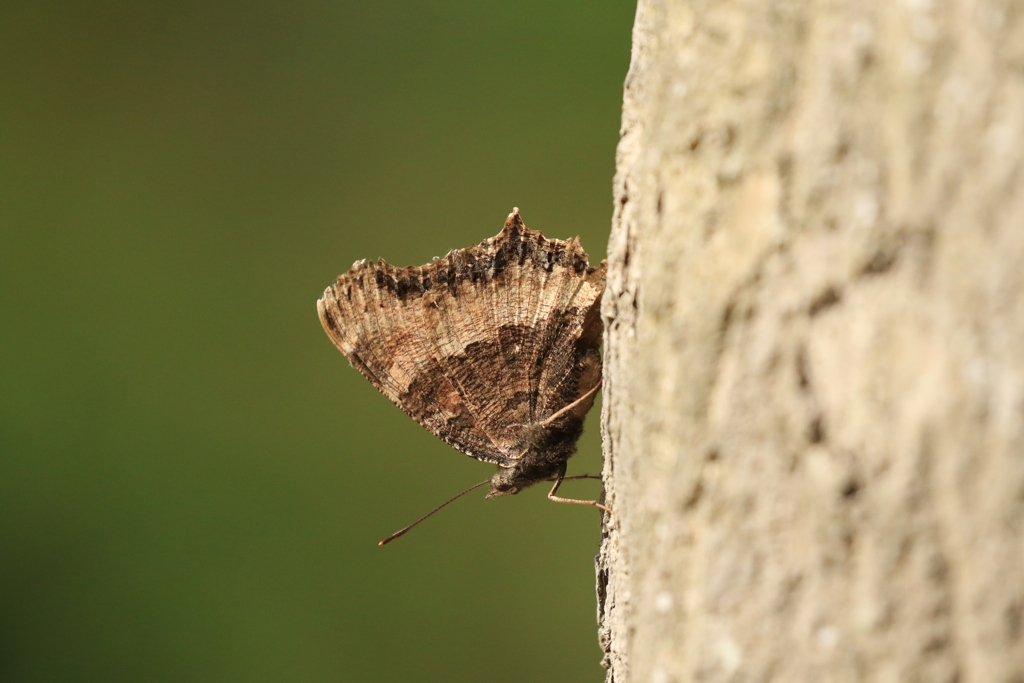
[378,478,492,546]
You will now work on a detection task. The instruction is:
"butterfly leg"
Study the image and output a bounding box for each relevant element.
[547,463,611,513]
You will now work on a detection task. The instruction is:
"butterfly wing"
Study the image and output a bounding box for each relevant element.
[531,266,605,425]
[318,261,510,465]
[317,209,606,464]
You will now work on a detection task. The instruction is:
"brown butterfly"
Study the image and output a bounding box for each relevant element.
[317,208,608,543]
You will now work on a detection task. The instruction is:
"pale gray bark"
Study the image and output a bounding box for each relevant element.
[597,1,1024,681]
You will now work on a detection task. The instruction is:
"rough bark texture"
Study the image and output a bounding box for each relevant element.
[597,1,1024,682]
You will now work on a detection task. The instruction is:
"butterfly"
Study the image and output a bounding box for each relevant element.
[317,208,608,543]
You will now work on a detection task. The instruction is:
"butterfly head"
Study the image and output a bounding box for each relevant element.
[485,460,561,498]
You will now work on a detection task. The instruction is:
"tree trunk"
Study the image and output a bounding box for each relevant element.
[597,1,1024,681]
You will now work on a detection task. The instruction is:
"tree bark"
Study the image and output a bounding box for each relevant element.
[597,1,1024,681]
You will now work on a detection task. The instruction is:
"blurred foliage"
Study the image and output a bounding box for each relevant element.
[0,1,634,681]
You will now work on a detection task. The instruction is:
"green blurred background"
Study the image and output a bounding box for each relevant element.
[0,2,633,681]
